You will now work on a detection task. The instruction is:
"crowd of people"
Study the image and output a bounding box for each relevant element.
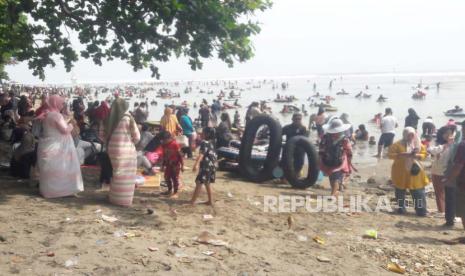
[1,84,465,231]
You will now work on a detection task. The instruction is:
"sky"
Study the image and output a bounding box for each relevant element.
[6,0,465,84]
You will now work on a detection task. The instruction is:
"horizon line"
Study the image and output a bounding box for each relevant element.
[8,69,465,86]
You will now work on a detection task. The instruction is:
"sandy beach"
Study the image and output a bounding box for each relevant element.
[1,140,465,276]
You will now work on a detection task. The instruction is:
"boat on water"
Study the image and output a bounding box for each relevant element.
[444,111,465,118]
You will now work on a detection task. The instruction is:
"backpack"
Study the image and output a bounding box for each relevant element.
[319,134,345,167]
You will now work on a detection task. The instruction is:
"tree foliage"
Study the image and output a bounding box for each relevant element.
[0,0,272,80]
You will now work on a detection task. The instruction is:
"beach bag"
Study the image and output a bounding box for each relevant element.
[175,135,189,148]
[320,135,344,167]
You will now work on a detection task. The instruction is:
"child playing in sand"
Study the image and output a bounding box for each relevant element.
[160,131,184,198]
[191,127,217,205]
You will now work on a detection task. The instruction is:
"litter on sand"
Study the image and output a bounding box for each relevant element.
[203,214,214,221]
[363,229,378,239]
[113,230,125,238]
[202,251,215,256]
[297,235,308,242]
[64,256,79,268]
[316,256,331,263]
[148,247,159,252]
[124,232,136,238]
[101,214,118,223]
[386,263,406,274]
[194,231,229,247]
[312,236,325,245]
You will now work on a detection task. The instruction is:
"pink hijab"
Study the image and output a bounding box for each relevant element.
[47,95,65,113]
[35,95,65,121]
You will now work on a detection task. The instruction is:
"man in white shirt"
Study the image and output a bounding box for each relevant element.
[376,107,398,158]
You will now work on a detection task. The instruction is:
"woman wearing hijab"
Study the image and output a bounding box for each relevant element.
[101,98,140,206]
[94,101,111,123]
[216,112,233,148]
[160,107,182,137]
[388,127,429,216]
[37,95,83,198]
[405,108,420,130]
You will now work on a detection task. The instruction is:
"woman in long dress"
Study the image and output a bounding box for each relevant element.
[37,95,83,198]
[102,98,140,206]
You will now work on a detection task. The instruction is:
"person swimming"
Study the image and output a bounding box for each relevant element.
[377,94,387,102]
[355,124,369,141]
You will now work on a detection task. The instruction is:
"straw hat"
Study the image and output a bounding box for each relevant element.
[323,117,351,134]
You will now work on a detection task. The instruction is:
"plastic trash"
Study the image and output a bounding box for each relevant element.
[207,239,229,246]
[364,229,378,239]
[124,232,136,238]
[101,214,118,223]
[64,256,79,268]
[175,251,189,258]
[387,263,406,274]
[195,231,229,247]
[316,256,331,263]
[312,236,325,245]
[203,214,214,221]
[227,192,233,198]
[148,247,159,252]
[202,251,215,256]
[297,235,308,242]
[113,230,125,238]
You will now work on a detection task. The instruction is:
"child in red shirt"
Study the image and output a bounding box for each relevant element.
[161,131,184,198]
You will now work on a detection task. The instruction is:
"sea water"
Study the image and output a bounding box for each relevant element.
[99,73,465,166]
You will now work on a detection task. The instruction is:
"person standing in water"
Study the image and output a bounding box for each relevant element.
[376,108,398,158]
[405,108,420,130]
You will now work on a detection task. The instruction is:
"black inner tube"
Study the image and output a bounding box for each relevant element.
[239,115,282,182]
